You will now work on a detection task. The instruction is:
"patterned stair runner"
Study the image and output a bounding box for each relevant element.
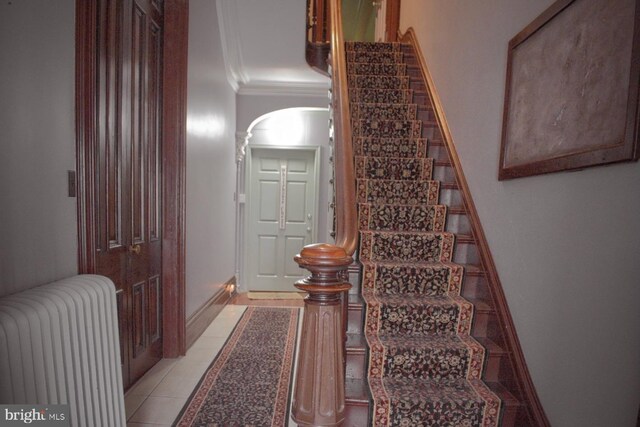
[346,41,502,427]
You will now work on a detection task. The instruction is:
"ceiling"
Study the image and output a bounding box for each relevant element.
[217,0,330,96]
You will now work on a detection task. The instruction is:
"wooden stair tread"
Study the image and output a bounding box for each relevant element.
[448,206,467,215]
[441,182,459,190]
[462,264,485,276]
[456,234,475,243]
[465,296,493,312]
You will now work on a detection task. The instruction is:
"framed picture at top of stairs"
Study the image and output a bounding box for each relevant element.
[498,0,640,180]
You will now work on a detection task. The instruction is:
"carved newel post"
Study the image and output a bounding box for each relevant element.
[291,243,352,427]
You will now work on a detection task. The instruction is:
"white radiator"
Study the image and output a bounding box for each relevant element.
[0,274,126,427]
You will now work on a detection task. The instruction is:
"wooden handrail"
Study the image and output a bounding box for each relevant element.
[305,0,330,75]
[290,1,357,425]
[327,0,358,257]
[302,0,358,254]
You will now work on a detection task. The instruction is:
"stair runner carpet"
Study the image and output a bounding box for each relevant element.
[346,41,502,426]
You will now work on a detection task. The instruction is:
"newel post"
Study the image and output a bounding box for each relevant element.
[291,243,352,427]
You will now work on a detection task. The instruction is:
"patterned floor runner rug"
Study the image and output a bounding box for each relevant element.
[174,307,300,427]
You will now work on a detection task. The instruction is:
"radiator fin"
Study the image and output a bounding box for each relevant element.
[0,275,126,427]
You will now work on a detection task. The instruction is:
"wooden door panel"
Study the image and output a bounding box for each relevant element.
[128,0,163,383]
[132,280,146,357]
[78,0,189,387]
[90,0,164,388]
[148,276,161,342]
[147,21,162,243]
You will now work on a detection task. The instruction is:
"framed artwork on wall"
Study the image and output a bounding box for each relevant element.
[498,0,640,180]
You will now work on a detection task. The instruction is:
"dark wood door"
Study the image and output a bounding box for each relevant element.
[93,0,164,388]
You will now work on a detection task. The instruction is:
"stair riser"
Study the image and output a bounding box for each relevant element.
[343,403,370,427]
[471,310,501,341]
[346,351,367,380]
[353,120,423,139]
[462,274,491,300]
[346,51,404,64]
[350,88,414,104]
[347,62,407,77]
[382,347,470,380]
[453,241,480,264]
[420,123,440,140]
[347,267,361,295]
[361,232,454,263]
[356,157,433,181]
[427,144,450,162]
[358,180,440,206]
[446,212,471,234]
[360,204,446,233]
[433,164,456,183]
[483,352,506,383]
[375,304,462,336]
[352,104,418,122]
[439,187,463,206]
[355,138,427,158]
[413,92,429,106]
[348,75,409,90]
[348,305,364,334]
[387,400,485,427]
[417,109,434,122]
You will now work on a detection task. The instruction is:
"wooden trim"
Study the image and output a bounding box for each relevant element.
[400,27,550,426]
[305,0,331,75]
[75,0,189,359]
[185,277,236,350]
[75,0,98,274]
[384,0,401,42]
[498,0,640,180]
[303,0,358,257]
[161,0,189,358]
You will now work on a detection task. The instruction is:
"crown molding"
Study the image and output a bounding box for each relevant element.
[216,0,248,92]
[237,81,330,97]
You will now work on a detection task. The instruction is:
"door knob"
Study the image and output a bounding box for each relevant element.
[307,227,312,232]
[128,244,141,255]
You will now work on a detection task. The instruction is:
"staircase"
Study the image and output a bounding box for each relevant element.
[343,41,525,426]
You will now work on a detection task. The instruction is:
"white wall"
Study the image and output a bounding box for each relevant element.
[186,0,237,318]
[400,2,640,426]
[236,93,329,135]
[0,1,78,297]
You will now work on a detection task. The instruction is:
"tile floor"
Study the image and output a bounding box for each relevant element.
[125,304,247,426]
[124,302,302,426]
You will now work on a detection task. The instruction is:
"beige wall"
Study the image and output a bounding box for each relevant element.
[0,1,78,296]
[400,1,640,426]
[185,0,238,317]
